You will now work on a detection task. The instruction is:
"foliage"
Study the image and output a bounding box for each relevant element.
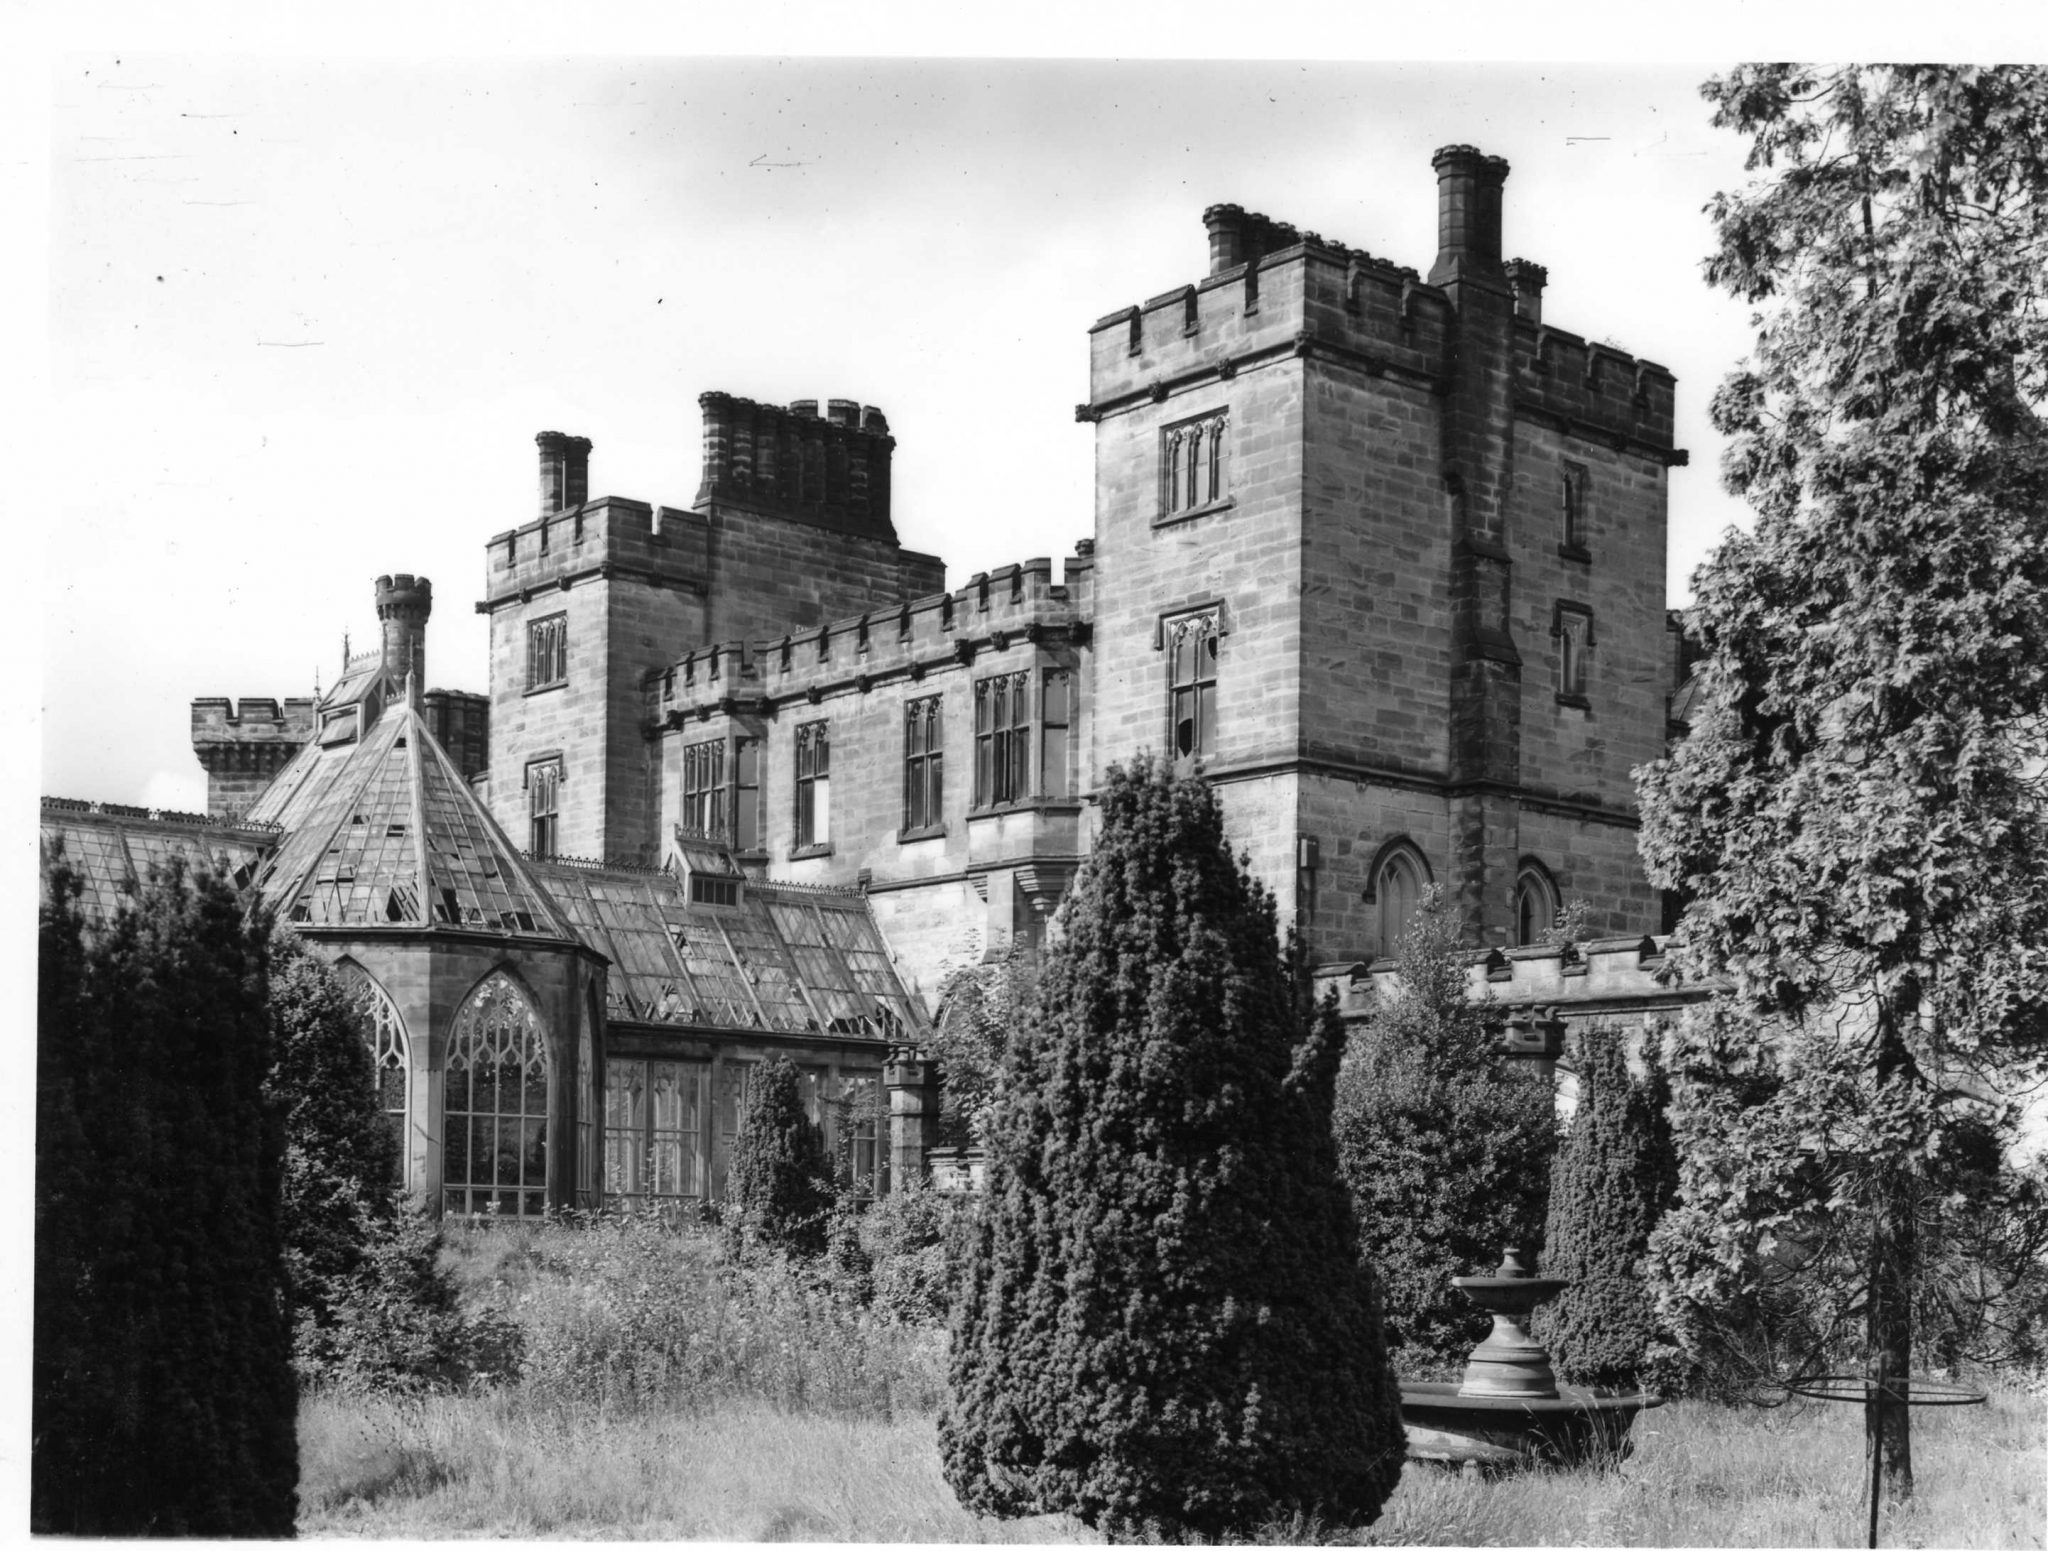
[33,856,299,1536]
[494,1215,946,1417]
[1529,1025,1679,1391]
[726,1054,835,1259]
[299,1204,523,1395]
[1638,65,2048,1490]
[1333,886,1558,1374]
[940,756,1404,1540]
[929,953,1036,1148]
[267,931,401,1358]
[854,1182,977,1326]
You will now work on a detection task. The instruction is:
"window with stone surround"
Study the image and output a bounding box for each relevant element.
[1560,462,1590,560]
[682,738,726,839]
[527,613,568,691]
[731,735,762,852]
[1515,860,1561,949]
[604,1058,708,1205]
[1160,409,1229,521]
[443,972,550,1218]
[1165,609,1221,758]
[973,672,1031,808]
[527,759,561,860]
[903,695,945,834]
[795,722,830,848]
[1041,668,1073,798]
[1370,844,1429,961]
[1553,602,1595,705]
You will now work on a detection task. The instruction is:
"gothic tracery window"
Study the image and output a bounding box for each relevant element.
[443,972,550,1218]
[339,964,411,1188]
[1161,410,1228,519]
[1374,846,1428,960]
[1166,610,1220,759]
[903,695,945,832]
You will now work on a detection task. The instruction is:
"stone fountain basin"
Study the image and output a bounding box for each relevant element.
[1399,1382,1663,1469]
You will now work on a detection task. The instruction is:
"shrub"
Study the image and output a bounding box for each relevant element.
[1529,1024,1677,1391]
[267,931,401,1360]
[1333,887,1557,1376]
[857,1182,975,1326]
[33,857,299,1536]
[727,1054,834,1259]
[940,757,1405,1541]
[300,1204,523,1395]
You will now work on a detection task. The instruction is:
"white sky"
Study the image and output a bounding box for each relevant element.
[38,52,1767,814]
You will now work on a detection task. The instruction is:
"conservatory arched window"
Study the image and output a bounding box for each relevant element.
[338,964,411,1189]
[444,972,550,1218]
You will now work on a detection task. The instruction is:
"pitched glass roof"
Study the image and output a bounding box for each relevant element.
[252,697,576,938]
[39,801,278,925]
[535,862,925,1041]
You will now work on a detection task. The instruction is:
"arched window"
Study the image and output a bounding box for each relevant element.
[338,964,411,1188]
[444,972,550,1218]
[1373,845,1428,959]
[1514,862,1561,949]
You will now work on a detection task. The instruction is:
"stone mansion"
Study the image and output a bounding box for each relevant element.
[40,145,1696,1216]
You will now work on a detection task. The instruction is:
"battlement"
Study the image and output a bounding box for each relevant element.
[695,391,897,540]
[654,553,1088,717]
[1082,159,1681,463]
[1312,934,1715,1029]
[1085,228,1455,411]
[482,496,710,608]
[1513,322,1679,458]
[191,696,318,742]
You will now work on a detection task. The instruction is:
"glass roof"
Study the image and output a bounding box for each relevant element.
[39,802,277,925]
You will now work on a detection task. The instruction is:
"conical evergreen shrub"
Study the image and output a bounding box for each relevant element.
[940,758,1406,1540]
[34,856,299,1536]
[727,1053,834,1258]
[1529,1025,1677,1390]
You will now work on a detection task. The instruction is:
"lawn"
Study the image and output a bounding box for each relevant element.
[298,1382,2045,1544]
[294,1217,2044,1544]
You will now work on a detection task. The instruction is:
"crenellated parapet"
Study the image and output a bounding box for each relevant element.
[190,695,318,818]
[1079,199,1683,466]
[651,552,1091,724]
[1514,324,1683,465]
[695,392,896,540]
[478,496,709,617]
[1311,934,1714,1032]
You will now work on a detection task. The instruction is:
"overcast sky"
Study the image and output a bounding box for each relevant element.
[41,54,1772,812]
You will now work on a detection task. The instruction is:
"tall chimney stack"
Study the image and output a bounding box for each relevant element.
[535,431,593,518]
[1428,145,1511,290]
[374,573,432,691]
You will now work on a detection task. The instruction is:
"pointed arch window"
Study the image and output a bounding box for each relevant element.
[443,973,550,1218]
[1371,844,1429,960]
[1160,409,1229,522]
[1514,861,1560,949]
[339,964,411,1189]
[1166,609,1221,759]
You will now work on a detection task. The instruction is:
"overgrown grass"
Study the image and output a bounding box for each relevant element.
[296,1217,2045,1544]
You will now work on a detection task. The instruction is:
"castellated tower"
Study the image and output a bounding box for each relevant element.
[1078,144,1684,954]
[479,407,943,866]
[190,695,318,818]
[375,572,432,692]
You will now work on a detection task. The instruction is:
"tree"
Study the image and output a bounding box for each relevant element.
[940,758,1404,1540]
[1333,887,1557,1373]
[929,953,1034,1150]
[34,857,299,1535]
[267,932,401,1367]
[727,1054,834,1258]
[1637,65,2048,1496]
[1529,1025,1678,1391]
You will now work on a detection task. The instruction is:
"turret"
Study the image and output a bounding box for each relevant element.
[375,573,432,691]
[1429,144,1512,293]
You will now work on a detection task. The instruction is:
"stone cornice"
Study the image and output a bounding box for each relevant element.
[474,561,707,616]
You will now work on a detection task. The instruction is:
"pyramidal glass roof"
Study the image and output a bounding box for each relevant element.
[253,695,576,939]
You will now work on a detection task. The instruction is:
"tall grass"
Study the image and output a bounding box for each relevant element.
[296,1217,2045,1544]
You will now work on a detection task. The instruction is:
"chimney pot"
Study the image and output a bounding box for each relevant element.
[1506,258,1548,325]
[535,431,593,518]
